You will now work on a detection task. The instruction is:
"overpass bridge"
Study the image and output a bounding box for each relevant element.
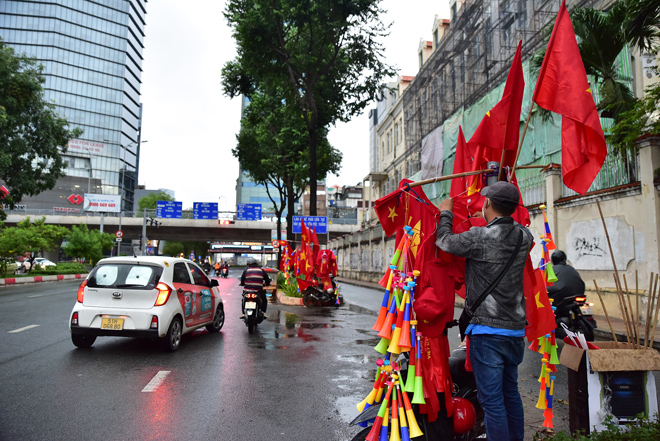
[3,213,360,244]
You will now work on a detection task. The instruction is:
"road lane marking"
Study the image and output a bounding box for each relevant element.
[8,325,40,333]
[28,294,45,298]
[142,370,171,392]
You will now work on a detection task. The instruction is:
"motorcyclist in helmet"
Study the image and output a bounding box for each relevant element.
[239,258,271,318]
[547,250,585,303]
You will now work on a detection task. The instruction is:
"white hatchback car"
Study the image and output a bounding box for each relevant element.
[69,256,225,351]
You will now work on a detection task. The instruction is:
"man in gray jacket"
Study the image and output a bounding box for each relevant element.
[436,181,533,441]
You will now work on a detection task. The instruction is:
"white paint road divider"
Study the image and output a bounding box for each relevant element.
[8,325,40,333]
[142,371,171,392]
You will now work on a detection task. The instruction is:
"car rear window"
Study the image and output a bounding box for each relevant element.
[87,264,163,289]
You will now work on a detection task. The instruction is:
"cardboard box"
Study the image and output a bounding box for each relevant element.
[560,341,660,434]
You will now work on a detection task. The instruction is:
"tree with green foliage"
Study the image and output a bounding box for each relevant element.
[0,41,83,220]
[0,217,68,273]
[163,241,184,257]
[222,0,396,215]
[61,224,115,265]
[234,92,341,239]
[137,191,174,213]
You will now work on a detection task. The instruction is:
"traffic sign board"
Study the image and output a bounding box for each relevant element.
[157,201,183,219]
[292,216,327,234]
[116,237,122,242]
[271,240,280,248]
[193,202,218,220]
[236,203,262,221]
[115,230,123,238]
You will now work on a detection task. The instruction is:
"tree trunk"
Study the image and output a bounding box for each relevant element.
[286,175,295,240]
[309,124,317,216]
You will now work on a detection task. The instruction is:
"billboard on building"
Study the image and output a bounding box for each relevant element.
[83,194,120,213]
[67,139,106,155]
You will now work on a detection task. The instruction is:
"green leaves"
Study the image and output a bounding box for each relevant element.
[137,192,175,213]
[61,224,114,266]
[222,0,393,215]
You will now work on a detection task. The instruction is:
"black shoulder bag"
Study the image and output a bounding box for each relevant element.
[458,229,524,341]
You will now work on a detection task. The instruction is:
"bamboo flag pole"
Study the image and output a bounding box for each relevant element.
[594,279,618,343]
[510,103,536,179]
[596,199,635,343]
[622,275,638,348]
[613,273,634,344]
[648,274,658,347]
[645,273,655,347]
[649,293,660,349]
[407,169,494,189]
[407,165,547,191]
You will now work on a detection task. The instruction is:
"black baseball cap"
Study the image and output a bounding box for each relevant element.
[481,181,520,209]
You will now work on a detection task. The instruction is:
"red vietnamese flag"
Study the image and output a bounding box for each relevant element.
[310,226,320,263]
[374,179,440,287]
[450,127,471,198]
[523,258,557,341]
[532,0,606,195]
[466,40,525,194]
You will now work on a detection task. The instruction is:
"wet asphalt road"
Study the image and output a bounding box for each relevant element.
[0,273,383,441]
[1,273,572,441]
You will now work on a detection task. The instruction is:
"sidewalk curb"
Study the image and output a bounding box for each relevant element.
[0,274,88,285]
[276,290,304,306]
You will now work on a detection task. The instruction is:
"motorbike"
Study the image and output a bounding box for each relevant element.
[552,294,597,341]
[221,267,228,278]
[302,280,344,307]
[350,325,485,441]
[241,290,265,334]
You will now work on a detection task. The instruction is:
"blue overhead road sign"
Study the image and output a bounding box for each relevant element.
[157,201,182,219]
[193,202,218,220]
[292,216,327,234]
[237,203,262,221]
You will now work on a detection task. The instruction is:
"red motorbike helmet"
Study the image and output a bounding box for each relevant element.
[452,397,476,434]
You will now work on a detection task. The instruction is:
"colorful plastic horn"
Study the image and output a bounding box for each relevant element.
[365,381,393,441]
[374,270,395,332]
[388,291,409,354]
[411,333,425,405]
[378,288,399,339]
[539,204,556,250]
[400,382,423,438]
[389,378,401,441]
[397,288,413,351]
[404,341,417,394]
[396,385,410,441]
[542,376,556,428]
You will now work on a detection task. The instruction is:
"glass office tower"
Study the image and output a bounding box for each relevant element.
[0,0,147,211]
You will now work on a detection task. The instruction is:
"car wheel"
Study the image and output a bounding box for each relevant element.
[163,316,183,352]
[206,305,225,332]
[72,334,96,348]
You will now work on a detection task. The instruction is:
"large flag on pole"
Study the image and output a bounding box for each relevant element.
[532,0,607,195]
[466,40,525,195]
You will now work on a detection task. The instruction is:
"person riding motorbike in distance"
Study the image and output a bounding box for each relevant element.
[239,258,271,318]
[547,250,585,303]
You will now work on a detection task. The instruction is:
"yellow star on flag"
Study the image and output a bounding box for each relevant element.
[586,88,591,93]
[388,206,398,222]
[535,292,545,308]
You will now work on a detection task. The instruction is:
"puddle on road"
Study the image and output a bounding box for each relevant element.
[336,354,371,364]
[345,303,378,316]
[354,337,380,347]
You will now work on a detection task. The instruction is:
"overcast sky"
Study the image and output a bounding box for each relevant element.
[139,0,451,210]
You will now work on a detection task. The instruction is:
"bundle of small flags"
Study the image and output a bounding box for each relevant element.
[530,331,560,430]
[538,205,558,284]
[356,225,426,439]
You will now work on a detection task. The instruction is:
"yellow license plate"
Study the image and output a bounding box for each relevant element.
[101,318,124,330]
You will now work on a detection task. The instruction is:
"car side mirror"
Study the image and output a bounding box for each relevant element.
[211,279,219,287]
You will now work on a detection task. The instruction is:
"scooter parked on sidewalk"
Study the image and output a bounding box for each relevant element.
[302,279,344,307]
[350,323,485,441]
[552,294,597,341]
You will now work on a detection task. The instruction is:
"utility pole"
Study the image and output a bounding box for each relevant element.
[141,208,147,256]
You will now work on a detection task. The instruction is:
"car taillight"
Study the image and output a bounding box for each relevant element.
[154,283,172,306]
[77,280,87,303]
[575,296,587,303]
[71,312,78,326]
[150,316,158,329]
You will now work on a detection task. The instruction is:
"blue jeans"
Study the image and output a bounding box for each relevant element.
[469,334,525,441]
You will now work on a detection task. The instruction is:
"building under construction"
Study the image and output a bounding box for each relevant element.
[367,0,644,211]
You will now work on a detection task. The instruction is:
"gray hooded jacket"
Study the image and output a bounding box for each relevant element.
[435,211,533,330]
